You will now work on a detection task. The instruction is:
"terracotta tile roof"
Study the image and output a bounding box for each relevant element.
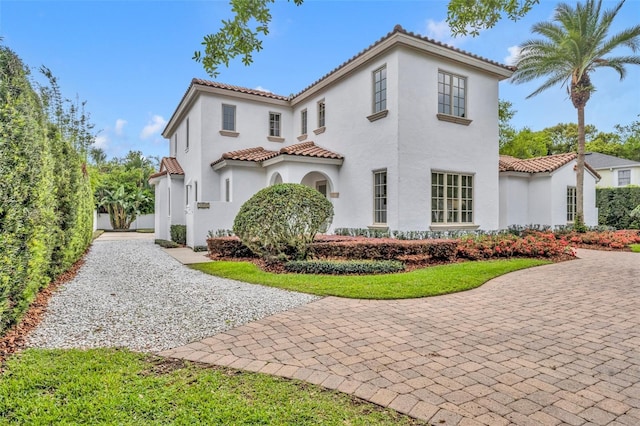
[211,142,342,167]
[149,157,184,179]
[279,141,344,159]
[499,153,600,178]
[213,147,280,165]
[292,24,515,98]
[191,79,289,101]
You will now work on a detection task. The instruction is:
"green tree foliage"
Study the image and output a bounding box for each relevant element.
[233,184,333,261]
[542,123,598,154]
[511,0,640,226]
[91,150,157,226]
[596,187,640,229]
[500,128,550,158]
[498,100,517,149]
[447,0,539,36]
[0,45,94,333]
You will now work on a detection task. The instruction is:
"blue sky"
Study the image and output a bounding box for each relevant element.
[2,0,639,161]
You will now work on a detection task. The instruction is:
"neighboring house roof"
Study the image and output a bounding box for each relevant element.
[149,157,184,179]
[584,152,640,169]
[163,25,514,137]
[211,142,343,167]
[499,153,600,179]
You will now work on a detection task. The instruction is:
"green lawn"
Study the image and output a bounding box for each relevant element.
[191,258,550,299]
[631,244,640,253]
[0,348,424,425]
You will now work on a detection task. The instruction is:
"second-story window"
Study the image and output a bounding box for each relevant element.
[222,104,236,131]
[317,100,325,128]
[438,71,466,118]
[269,112,281,137]
[301,109,307,135]
[373,66,387,113]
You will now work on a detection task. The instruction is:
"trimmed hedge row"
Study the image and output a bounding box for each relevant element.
[596,187,640,230]
[0,46,93,334]
[207,236,457,263]
[284,260,405,275]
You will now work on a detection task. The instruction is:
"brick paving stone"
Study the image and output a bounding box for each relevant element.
[164,249,639,425]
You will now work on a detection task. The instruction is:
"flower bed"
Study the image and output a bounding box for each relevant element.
[563,230,640,250]
[457,232,573,260]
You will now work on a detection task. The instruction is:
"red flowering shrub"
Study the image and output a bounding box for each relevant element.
[565,230,640,250]
[457,232,572,260]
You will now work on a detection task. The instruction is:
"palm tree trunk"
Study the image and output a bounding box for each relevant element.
[576,105,586,227]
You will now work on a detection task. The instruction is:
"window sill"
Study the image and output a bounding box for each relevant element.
[436,114,472,126]
[297,134,308,141]
[267,136,285,143]
[313,126,326,135]
[367,110,389,122]
[368,225,389,231]
[219,130,239,137]
[429,224,479,231]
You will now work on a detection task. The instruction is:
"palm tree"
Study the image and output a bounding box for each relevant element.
[511,0,640,227]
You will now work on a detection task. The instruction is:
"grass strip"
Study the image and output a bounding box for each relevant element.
[191,258,550,299]
[630,244,640,253]
[0,348,425,425]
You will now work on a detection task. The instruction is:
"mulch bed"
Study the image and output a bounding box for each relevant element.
[0,255,86,372]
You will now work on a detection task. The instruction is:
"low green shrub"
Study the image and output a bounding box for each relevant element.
[285,260,405,275]
[155,239,179,248]
[193,245,208,252]
[170,225,186,245]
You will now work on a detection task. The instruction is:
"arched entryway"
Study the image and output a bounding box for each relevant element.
[301,171,332,198]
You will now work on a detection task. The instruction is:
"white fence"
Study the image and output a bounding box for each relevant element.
[94,211,155,231]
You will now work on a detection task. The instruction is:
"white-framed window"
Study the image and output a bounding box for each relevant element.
[567,186,576,222]
[317,100,325,128]
[373,65,387,113]
[269,112,281,137]
[185,118,190,151]
[618,169,631,186]
[438,71,466,118]
[194,181,198,203]
[222,104,236,131]
[373,170,387,224]
[225,178,230,202]
[316,180,327,198]
[301,109,307,135]
[431,172,473,224]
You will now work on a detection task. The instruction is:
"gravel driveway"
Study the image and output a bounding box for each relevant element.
[27,237,318,352]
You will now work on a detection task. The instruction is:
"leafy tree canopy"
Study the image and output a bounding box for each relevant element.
[447,0,539,36]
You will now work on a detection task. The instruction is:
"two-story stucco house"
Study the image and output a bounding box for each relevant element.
[150,26,597,247]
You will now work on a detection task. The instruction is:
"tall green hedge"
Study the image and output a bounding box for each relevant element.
[0,46,93,333]
[596,187,640,229]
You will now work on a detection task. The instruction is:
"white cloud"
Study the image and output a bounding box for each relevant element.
[115,119,127,136]
[424,19,467,47]
[140,115,166,140]
[504,45,522,66]
[94,134,109,149]
[254,85,272,93]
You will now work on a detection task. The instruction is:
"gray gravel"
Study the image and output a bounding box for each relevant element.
[27,238,319,352]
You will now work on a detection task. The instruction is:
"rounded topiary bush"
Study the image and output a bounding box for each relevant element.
[233,183,334,261]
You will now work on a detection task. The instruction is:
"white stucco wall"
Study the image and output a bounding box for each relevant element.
[96,213,155,231]
[499,161,599,228]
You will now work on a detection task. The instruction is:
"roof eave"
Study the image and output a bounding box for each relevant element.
[262,154,344,167]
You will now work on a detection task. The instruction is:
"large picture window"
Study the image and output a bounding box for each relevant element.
[373,170,387,224]
[431,172,473,224]
[438,71,466,118]
[373,66,387,114]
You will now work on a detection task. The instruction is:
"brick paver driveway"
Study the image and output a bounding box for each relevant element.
[161,250,640,425]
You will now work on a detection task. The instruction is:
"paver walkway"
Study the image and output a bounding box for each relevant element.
[161,250,640,426]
